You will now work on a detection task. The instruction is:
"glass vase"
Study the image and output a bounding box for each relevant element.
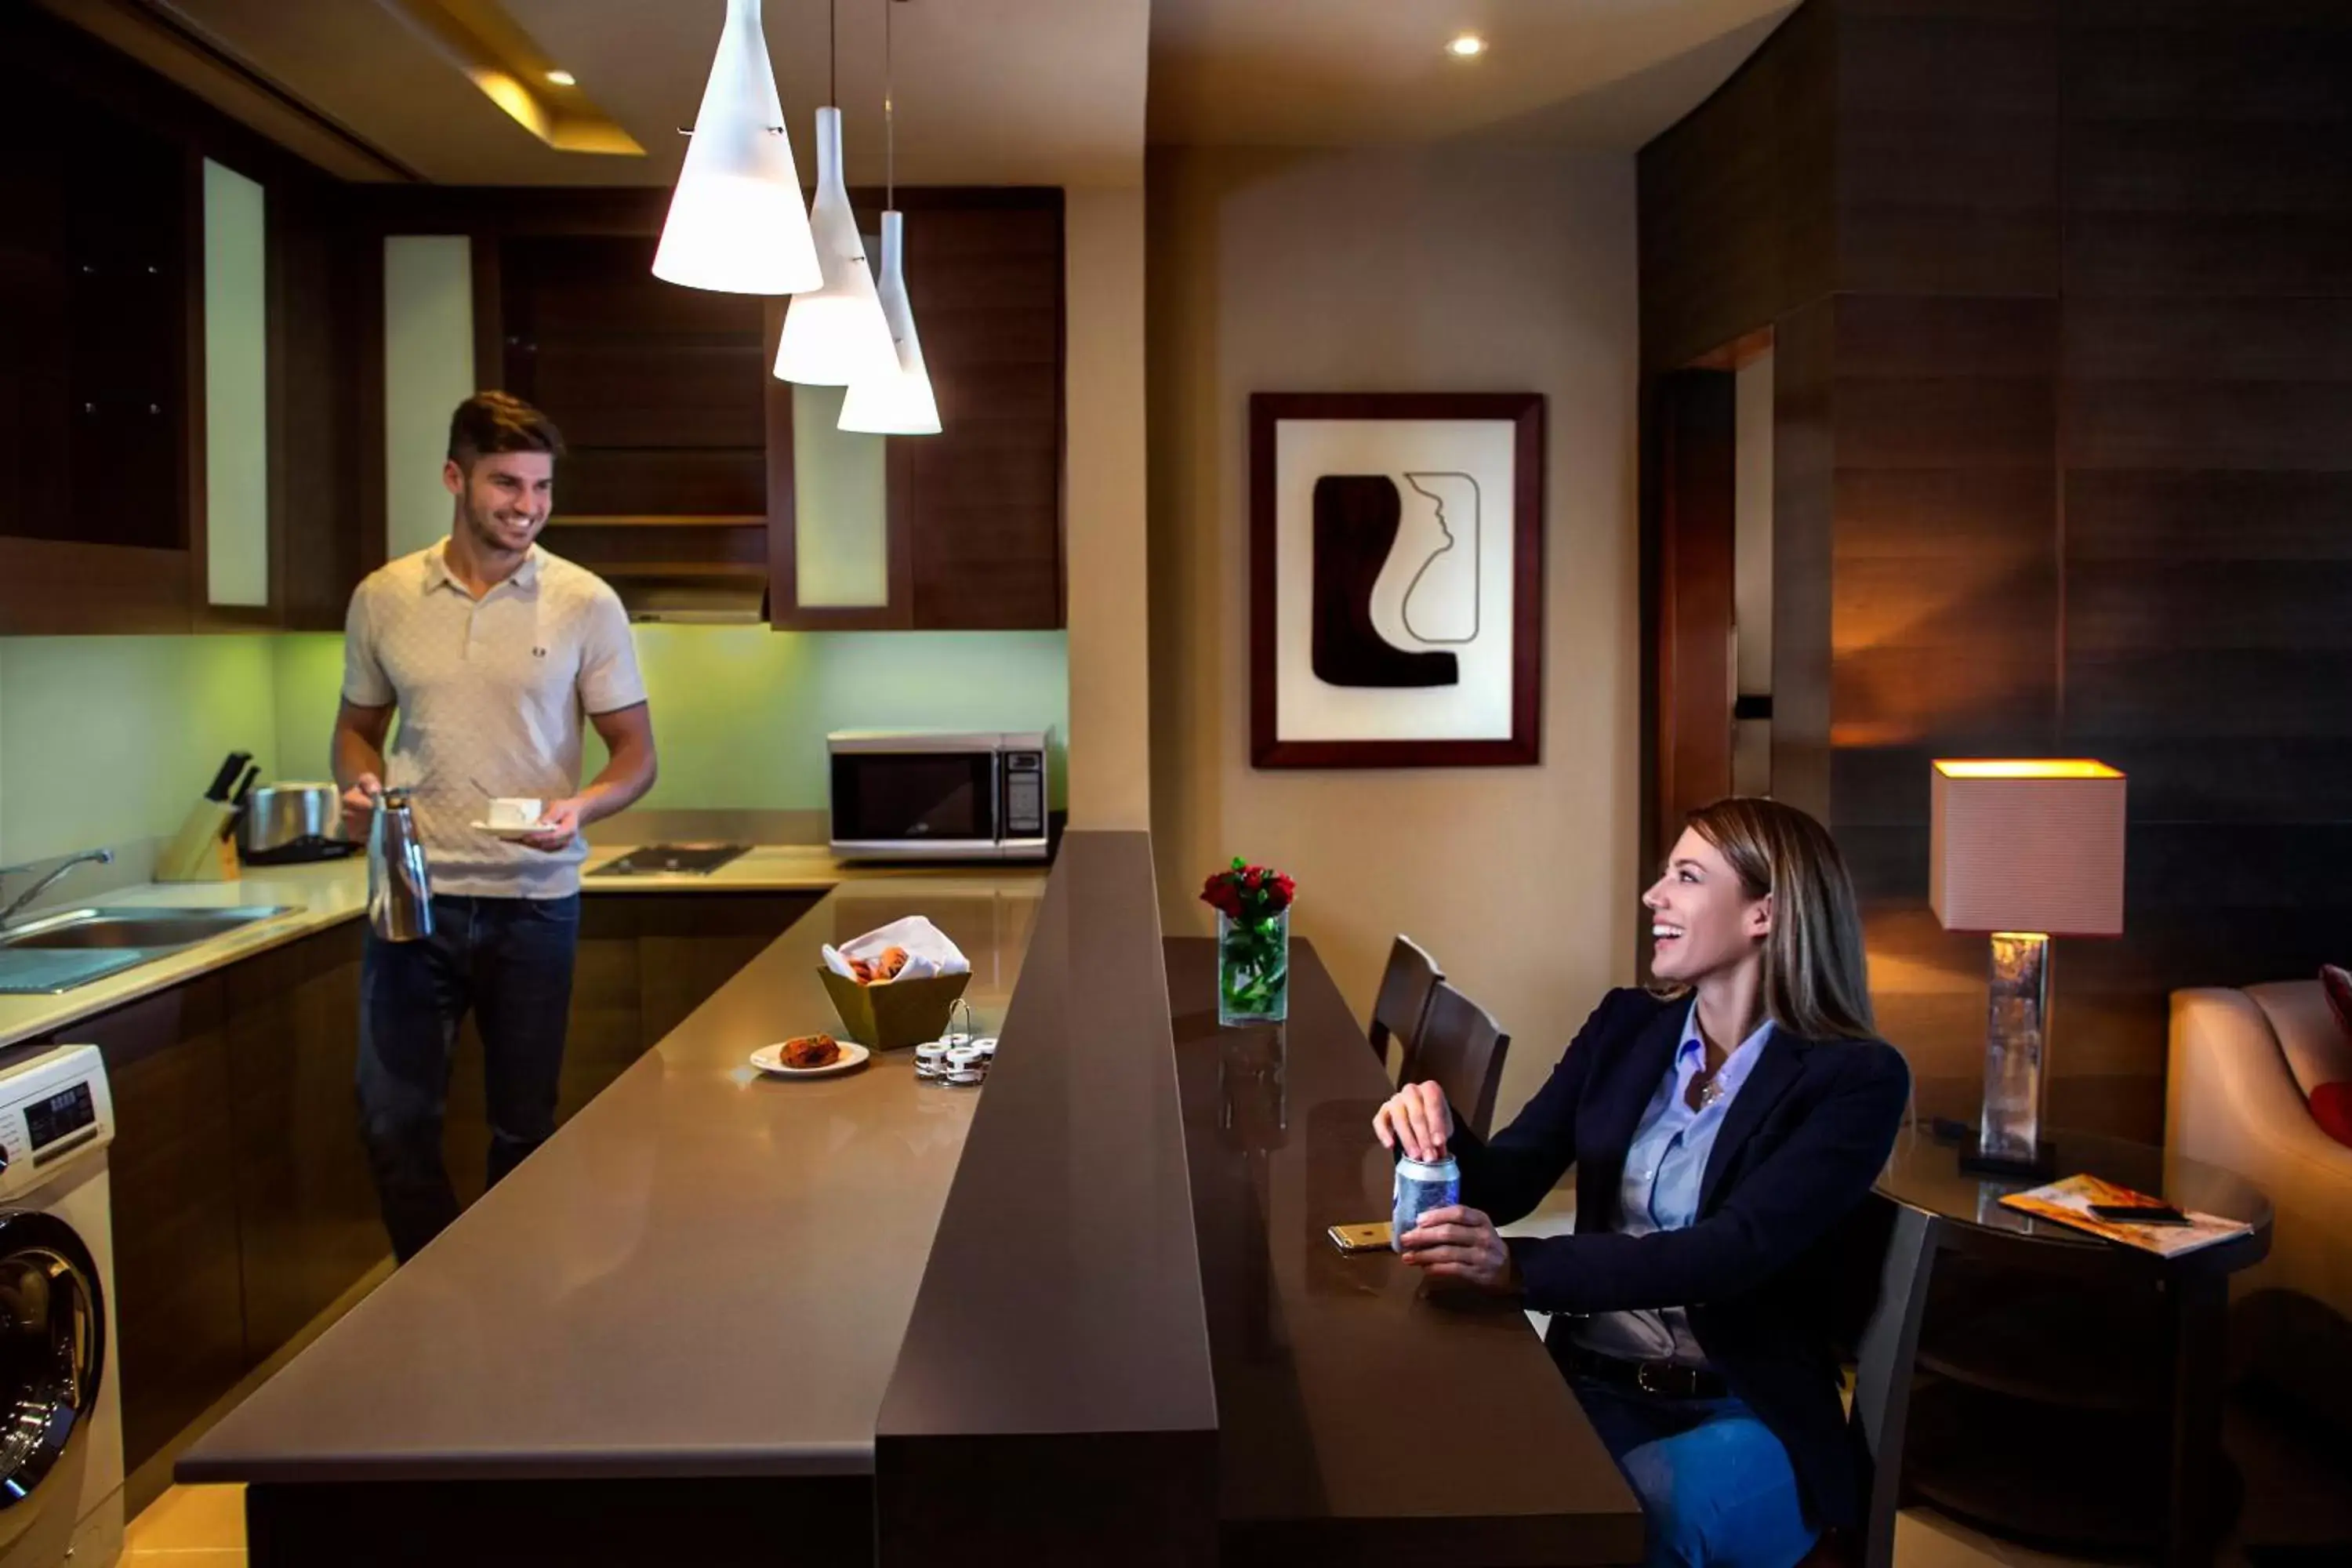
[1217,908,1290,1027]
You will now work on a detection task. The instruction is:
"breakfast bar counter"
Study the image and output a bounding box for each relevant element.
[176,834,1635,1567]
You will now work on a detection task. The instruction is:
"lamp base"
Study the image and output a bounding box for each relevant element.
[1958,1140,2059,1182]
[1930,1117,2060,1182]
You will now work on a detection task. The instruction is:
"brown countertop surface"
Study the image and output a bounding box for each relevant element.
[1168,937,1646,1566]
[177,872,1043,1483]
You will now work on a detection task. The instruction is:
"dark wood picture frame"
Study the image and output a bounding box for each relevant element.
[1249,392,1545,768]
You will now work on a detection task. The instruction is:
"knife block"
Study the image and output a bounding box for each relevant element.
[155,799,239,883]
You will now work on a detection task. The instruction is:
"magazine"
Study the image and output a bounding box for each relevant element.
[1997,1174,2252,1258]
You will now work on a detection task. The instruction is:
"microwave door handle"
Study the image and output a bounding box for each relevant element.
[990,753,1006,844]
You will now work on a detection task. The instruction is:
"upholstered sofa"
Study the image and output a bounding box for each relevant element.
[2169,983,2352,1316]
[2169,983,2352,1431]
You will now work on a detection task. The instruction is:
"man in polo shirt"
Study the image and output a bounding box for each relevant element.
[333,390,659,1261]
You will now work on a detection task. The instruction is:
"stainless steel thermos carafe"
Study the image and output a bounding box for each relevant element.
[367,788,434,942]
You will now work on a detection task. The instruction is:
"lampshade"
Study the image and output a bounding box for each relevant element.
[652,0,822,296]
[773,107,898,387]
[838,211,940,434]
[1929,760,2127,936]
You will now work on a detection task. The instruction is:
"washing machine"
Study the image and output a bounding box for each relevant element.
[0,1044,122,1568]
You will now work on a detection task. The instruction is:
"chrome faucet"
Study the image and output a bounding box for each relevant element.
[0,848,115,929]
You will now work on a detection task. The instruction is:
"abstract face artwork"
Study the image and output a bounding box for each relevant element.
[1251,394,1545,768]
[1308,471,1482,690]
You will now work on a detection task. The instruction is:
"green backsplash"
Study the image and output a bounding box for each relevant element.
[0,636,283,866]
[0,627,1067,863]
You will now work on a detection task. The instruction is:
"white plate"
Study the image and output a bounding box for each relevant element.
[470,820,548,840]
[749,1040,870,1078]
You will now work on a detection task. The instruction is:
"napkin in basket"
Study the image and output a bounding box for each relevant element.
[821,916,970,983]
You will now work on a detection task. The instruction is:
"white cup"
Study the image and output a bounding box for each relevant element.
[487,797,543,829]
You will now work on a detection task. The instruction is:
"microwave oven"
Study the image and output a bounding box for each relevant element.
[827,730,1053,862]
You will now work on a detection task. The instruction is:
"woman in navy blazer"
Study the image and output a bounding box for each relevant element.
[1377,798,1910,1568]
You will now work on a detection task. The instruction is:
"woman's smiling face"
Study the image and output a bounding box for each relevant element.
[1644,826,1773,985]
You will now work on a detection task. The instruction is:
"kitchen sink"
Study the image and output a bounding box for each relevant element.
[0,906,301,993]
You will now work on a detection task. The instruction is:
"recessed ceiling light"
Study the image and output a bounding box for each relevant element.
[1446,34,1486,58]
[545,68,577,86]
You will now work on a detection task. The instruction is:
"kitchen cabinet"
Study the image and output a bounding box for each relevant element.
[412,184,1065,630]
[0,6,373,636]
[498,235,773,622]
[60,977,247,1487]
[222,924,377,1363]
[764,190,1066,631]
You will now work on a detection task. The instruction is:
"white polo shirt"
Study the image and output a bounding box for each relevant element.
[341,541,647,899]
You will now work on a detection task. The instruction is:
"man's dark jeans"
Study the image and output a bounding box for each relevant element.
[358,892,579,1261]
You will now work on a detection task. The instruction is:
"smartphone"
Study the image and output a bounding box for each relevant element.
[1327,1221,1393,1254]
[2089,1202,2191,1225]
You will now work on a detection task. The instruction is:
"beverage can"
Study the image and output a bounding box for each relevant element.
[1392,1154,1461,1250]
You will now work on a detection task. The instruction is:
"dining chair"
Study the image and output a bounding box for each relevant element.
[1834,1193,1943,1568]
[1366,935,1443,1080]
[1403,980,1510,1140]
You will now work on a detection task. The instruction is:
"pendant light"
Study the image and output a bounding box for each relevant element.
[653,0,821,296]
[773,0,898,386]
[840,0,941,434]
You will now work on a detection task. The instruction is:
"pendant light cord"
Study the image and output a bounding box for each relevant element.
[829,0,837,107]
[884,0,895,210]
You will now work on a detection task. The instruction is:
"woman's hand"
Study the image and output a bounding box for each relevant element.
[1399,1205,1518,1294]
[1372,1080,1453,1162]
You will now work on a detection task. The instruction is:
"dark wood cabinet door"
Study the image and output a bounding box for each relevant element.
[766,188,1065,632]
[222,923,382,1363]
[53,979,245,1479]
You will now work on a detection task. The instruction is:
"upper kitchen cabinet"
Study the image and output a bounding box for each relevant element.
[767,189,1065,631]
[0,63,194,633]
[410,185,1066,630]
[0,7,372,636]
[494,233,774,621]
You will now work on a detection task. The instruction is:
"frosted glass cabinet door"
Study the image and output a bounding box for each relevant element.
[203,158,270,608]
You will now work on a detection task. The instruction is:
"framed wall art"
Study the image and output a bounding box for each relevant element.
[1249,392,1544,768]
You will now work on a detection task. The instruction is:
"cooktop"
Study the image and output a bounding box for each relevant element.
[587,844,750,877]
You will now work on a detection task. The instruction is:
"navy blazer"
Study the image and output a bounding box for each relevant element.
[1448,986,1911,1534]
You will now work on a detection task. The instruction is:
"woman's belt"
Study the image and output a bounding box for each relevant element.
[1557,1343,1730,1400]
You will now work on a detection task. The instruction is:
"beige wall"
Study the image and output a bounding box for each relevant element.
[1064,183,1152,830]
[1146,145,1641,1124]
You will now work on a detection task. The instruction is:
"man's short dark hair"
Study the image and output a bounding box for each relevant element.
[448,391,565,470]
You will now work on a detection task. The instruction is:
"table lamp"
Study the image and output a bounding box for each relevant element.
[1929,760,2127,1178]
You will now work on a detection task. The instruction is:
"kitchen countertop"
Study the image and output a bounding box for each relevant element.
[0,844,984,1051]
[178,869,1046,1483]
[0,858,371,1052]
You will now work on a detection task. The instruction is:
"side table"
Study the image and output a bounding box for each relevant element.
[1878,1124,2272,1567]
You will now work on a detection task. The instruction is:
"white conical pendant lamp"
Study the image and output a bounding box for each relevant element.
[840,3,939,434]
[774,0,896,387]
[653,0,821,296]
[774,106,896,386]
[839,211,940,433]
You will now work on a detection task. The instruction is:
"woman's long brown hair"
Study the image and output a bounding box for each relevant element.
[1684,797,1877,1042]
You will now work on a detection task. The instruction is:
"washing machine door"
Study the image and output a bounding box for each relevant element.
[0,1210,104,1552]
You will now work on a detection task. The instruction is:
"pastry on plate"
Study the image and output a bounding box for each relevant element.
[782,1033,842,1069]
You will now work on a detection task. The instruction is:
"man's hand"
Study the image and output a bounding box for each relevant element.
[1399,1204,1519,1294]
[339,773,383,840]
[519,797,584,853]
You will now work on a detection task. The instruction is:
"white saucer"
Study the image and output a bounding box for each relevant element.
[470,820,548,840]
[749,1040,871,1078]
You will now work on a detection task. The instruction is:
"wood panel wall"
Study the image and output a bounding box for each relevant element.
[1640,0,2352,1139]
